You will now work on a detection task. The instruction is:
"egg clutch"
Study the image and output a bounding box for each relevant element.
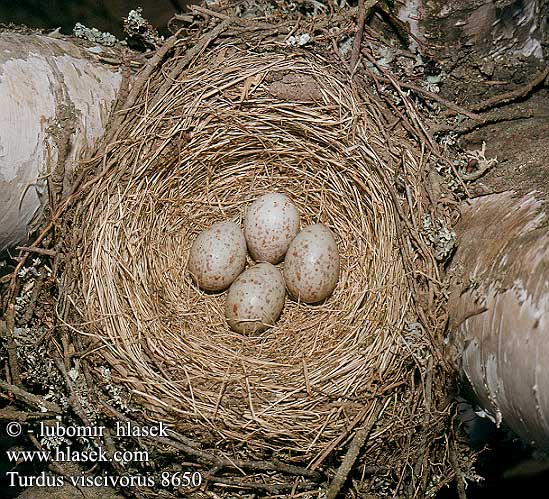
[188,193,341,334]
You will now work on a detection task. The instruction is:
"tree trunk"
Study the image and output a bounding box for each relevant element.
[448,191,549,449]
[0,32,123,254]
[398,0,545,59]
[397,0,549,449]
[397,0,546,106]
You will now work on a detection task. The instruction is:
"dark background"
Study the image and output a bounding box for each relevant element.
[0,0,185,37]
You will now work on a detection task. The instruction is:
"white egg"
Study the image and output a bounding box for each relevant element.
[188,221,247,291]
[225,263,286,334]
[284,224,340,303]
[244,193,300,264]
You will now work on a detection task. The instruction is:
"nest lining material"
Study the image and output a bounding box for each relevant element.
[62,42,443,466]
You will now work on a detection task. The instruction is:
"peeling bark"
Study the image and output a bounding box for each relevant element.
[448,191,549,449]
[398,0,545,59]
[0,32,124,254]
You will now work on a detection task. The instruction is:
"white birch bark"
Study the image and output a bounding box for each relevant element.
[0,32,123,253]
[448,192,549,448]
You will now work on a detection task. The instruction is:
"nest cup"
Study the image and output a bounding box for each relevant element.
[64,45,440,464]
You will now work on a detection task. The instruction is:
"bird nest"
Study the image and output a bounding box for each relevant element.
[56,15,456,496]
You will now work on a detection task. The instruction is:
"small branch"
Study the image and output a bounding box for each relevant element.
[470,65,549,113]
[368,70,482,121]
[47,107,75,209]
[16,246,57,257]
[449,443,467,499]
[0,408,57,421]
[117,30,183,115]
[0,379,62,413]
[455,307,488,329]
[461,168,493,183]
[8,219,56,302]
[159,434,322,480]
[375,1,427,53]
[53,355,91,425]
[102,27,186,148]
[326,402,383,499]
[310,407,368,470]
[191,5,275,29]
[103,426,126,474]
[430,109,533,135]
[3,304,21,386]
[27,432,90,497]
[362,50,483,133]
[351,0,378,70]
[57,352,127,474]
[417,356,434,496]
[20,271,46,325]
[170,13,194,24]
[205,474,316,494]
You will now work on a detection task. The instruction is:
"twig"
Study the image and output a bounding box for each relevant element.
[103,426,126,474]
[362,58,482,121]
[204,473,316,494]
[460,141,498,182]
[6,158,122,302]
[359,55,471,196]
[449,443,467,499]
[191,5,276,29]
[430,109,533,135]
[56,352,128,474]
[53,355,91,425]
[374,1,428,53]
[0,379,62,413]
[3,304,21,385]
[8,219,56,301]
[440,65,548,119]
[351,0,378,70]
[0,408,57,421]
[64,346,127,474]
[27,432,94,498]
[455,307,488,329]
[47,106,76,210]
[172,18,231,69]
[159,435,323,480]
[470,65,549,113]
[170,13,194,24]
[326,402,383,499]
[330,33,350,69]
[21,271,46,325]
[310,407,368,470]
[461,167,492,183]
[15,246,57,257]
[416,356,434,496]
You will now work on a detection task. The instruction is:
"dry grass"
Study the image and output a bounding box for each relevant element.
[58,22,455,495]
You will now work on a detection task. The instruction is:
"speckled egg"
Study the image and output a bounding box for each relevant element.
[188,221,247,291]
[244,193,300,264]
[224,263,286,334]
[284,224,340,303]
